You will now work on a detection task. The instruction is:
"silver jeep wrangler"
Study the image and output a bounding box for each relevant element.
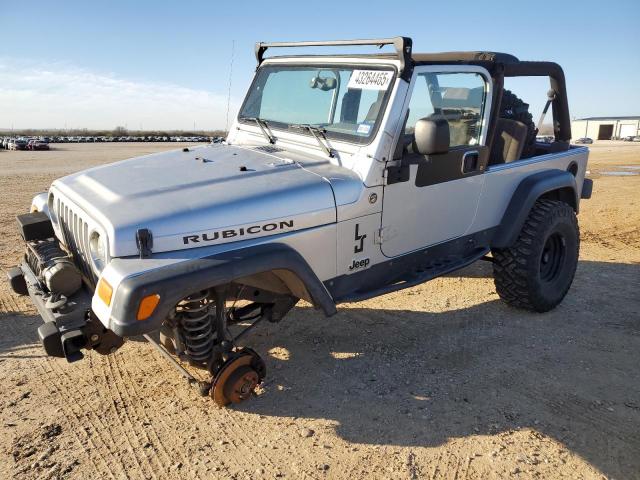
[8,37,592,406]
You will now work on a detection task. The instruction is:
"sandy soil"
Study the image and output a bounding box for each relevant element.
[0,142,638,480]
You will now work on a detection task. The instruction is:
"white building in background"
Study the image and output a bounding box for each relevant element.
[571,116,640,140]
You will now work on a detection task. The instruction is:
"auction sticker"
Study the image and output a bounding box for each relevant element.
[348,70,393,90]
[356,123,371,135]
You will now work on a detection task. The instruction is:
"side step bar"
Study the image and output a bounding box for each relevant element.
[339,248,489,303]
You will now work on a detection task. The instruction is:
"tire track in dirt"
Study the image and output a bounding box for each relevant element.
[424,449,468,480]
[107,350,189,477]
[105,353,163,479]
[94,353,158,479]
[86,359,150,471]
[125,349,219,473]
[125,343,319,478]
[458,454,472,480]
[46,353,164,479]
[116,346,234,477]
[0,291,41,369]
[0,291,36,342]
[36,360,116,479]
[0,290,30,313]
[427,451,445,479]
[125,340,313,478]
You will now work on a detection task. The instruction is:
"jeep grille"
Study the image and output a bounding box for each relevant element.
[55,199,97,286]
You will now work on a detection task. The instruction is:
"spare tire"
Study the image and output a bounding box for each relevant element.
[499,89,538,158]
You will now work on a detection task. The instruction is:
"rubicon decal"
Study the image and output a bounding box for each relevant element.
[183,220,294,244]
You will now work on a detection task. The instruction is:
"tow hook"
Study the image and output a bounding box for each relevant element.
[38,322,85,362]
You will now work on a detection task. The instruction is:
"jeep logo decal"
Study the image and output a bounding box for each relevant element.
[183,220,294,244]
[349,258,370,271]
[354,224,366,253]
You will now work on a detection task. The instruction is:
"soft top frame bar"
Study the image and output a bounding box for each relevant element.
[255,37,414,81]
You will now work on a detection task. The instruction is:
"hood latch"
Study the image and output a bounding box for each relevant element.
[136,228,153,259]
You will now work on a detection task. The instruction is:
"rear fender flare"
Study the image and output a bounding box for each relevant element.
[491,169,578,249]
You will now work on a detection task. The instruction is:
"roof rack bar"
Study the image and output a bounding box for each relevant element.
[255,36,414,81]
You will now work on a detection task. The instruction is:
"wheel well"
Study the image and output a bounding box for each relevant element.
[234,269,312,304]
[539,187,577,211]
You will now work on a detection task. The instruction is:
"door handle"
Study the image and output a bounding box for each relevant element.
[461,150,480,174]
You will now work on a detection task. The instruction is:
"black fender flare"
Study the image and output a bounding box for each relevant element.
[491,169,578,249]
[109,243,337,337]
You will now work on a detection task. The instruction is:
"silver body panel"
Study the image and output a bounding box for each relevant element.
[470,147,588,233]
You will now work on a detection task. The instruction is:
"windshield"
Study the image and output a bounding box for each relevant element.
[238,64,396,144]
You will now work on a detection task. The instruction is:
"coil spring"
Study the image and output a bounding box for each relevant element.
[177,291,214,364]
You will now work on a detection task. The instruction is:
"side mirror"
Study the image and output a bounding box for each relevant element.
[413,116,449,155]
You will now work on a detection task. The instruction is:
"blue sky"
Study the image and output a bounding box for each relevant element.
[1,0,638,130]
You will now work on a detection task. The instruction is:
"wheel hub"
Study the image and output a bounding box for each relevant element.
[224,366,259,403]
[210,349,265,407]
[540,232,566,282]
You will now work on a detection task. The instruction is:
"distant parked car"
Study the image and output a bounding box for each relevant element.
[633,136,640,142]
[12,139,28,150]
[536,135,554,144]
[574,137,593,144]
[28,139,50,150]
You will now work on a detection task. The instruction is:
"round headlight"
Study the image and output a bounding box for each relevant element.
[89,231,107,273]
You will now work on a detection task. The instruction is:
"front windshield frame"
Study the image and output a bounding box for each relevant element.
[237,62,398,146]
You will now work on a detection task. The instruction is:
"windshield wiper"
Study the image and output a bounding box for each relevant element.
[289,124,334,158]
[244,117,275,144]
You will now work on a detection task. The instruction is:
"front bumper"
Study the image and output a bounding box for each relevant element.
[8,260,122,361]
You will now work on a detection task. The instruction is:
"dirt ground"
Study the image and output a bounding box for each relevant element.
[0,141,638,480]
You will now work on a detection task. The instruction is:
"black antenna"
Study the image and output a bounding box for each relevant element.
[225,40,235,133]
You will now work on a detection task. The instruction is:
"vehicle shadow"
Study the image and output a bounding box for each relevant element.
[240,259,640,479]
[445,258,494,278]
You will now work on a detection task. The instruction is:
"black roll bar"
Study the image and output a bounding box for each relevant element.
[503,61,571,142]
[254,37,414,81]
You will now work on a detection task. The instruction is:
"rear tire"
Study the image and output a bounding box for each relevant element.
[492,199,579,312]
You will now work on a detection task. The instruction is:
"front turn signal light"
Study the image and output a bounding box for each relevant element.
[97,278,113,306]
[137,294,160,321]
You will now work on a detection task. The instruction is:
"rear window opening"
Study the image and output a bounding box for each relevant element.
[489,76,570,165]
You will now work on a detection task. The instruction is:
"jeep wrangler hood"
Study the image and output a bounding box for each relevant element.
[51,144,340,257]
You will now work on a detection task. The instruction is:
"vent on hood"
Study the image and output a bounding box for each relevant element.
[253,145,284,153]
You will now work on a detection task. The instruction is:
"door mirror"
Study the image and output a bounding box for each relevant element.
[413,116,449,155]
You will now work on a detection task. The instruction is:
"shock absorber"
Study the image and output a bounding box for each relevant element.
[176,291,215,365]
